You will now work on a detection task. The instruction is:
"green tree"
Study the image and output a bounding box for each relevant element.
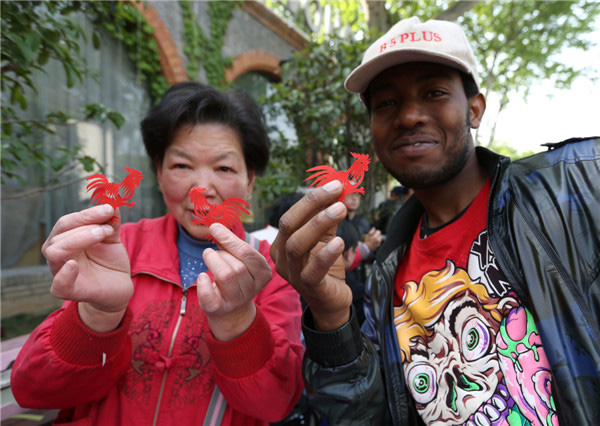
[1,1,123,197]
[1,1,172,200]
[261,35,388,214]
[261,0,599,209]
[460,1,600,144]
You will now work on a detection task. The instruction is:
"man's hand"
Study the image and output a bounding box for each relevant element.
[363,227,383,252]
[41,205,133,332]
[270,180,353,331]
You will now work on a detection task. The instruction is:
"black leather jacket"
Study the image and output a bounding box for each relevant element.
[302,137,600,425]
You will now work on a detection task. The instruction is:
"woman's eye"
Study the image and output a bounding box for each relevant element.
[174,164,189,169]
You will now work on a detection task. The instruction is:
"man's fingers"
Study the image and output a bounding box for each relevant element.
[283,201,347,281]
[299,237,345,287]
[276,181,343,241]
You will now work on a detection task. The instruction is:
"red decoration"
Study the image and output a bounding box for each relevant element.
[189,187,250,242]
[305,152,371,202]
[86,166,144,223]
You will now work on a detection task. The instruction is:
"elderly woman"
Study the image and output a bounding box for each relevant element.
[11,82,304,425]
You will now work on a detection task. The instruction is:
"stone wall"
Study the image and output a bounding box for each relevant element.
[1,266,61,319]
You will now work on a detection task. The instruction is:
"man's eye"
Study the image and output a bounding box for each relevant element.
[427,90,445,98]
[174,164,189,169]
[374,99,395,109]
[219,166,232,172]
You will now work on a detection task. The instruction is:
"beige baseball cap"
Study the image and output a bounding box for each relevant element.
[345,17,480,94]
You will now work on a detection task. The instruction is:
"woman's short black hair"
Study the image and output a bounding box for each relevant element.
[141,81,270,175]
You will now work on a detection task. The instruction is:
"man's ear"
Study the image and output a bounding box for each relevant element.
[469,93,486,129]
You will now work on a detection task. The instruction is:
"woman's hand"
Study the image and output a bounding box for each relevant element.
[197,223,273,341]
[270,180,353,331]
[41,204,133,332]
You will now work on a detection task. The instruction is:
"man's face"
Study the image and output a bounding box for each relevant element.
[344,193,361,212]
[368,62,484,190]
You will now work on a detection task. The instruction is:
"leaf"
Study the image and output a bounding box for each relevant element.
[92,31,101,49]
[9,86,28,110]
[51,155,69,172]
[78,156,97,172]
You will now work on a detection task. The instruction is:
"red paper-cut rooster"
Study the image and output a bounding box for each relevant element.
[305,152,371,202]
[86,166,144,223]
[189,187,250,241]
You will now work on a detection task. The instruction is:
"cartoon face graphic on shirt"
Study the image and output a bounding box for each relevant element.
[394,260,558,426]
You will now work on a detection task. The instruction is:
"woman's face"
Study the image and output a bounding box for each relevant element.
[157,123,255,240]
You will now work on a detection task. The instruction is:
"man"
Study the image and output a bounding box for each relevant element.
[373,185,411,234]
[271,16,600,426]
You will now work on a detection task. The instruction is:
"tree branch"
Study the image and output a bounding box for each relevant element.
[1,175,87,200]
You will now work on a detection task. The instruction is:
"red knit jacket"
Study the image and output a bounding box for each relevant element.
[11,213,304,425]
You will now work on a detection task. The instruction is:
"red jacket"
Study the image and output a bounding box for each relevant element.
[11,213,304,425]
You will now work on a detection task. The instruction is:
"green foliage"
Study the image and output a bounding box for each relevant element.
[180,1,240,88]
[94,1,170,104]
[1,1,88,110]
[261,34,388,211]
[461,1,600,111]
[1,1,125,192]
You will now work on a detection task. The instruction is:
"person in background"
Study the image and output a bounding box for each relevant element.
[11,82,304,425]
[251,191,304,244]
[336,220,365,326]
[343,192,382,288]
[270,16,600,426]
[373,185,411,235]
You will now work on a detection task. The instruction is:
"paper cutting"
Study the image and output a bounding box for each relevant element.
[189,187,250,242]
[305,152,371,202]
[86,166,144,223]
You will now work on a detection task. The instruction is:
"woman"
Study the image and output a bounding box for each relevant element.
[11,82,304,425]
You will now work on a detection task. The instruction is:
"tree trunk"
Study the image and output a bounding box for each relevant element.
[435,1,483,21]
[361,0,390,34]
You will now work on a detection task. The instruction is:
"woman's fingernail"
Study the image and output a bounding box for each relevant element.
[210,223,225,235]
[322,180,342,192]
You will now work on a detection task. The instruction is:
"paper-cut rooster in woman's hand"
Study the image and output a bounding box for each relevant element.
[86,166,144,223]
[189,187,250,241]
[305,152,371,202]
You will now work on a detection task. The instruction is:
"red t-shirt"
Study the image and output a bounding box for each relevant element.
[393,180,558,425]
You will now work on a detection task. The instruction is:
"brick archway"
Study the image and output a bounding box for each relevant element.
[129,1,188,85]
[225,50,283,83]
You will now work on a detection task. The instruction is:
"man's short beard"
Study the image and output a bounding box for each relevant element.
[394,110,473,189]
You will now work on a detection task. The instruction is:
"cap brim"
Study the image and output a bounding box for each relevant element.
[344,49,473,94]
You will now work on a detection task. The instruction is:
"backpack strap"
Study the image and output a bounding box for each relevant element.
[203,385,226,426]
[244,233,261,251]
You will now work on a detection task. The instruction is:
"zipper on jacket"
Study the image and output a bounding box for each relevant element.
[180,288,187,316]
[153,290,187,425]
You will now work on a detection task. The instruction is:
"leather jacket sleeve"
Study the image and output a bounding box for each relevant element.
[301,306,389,425]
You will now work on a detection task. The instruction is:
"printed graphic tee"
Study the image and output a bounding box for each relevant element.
[393,180,558,426]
